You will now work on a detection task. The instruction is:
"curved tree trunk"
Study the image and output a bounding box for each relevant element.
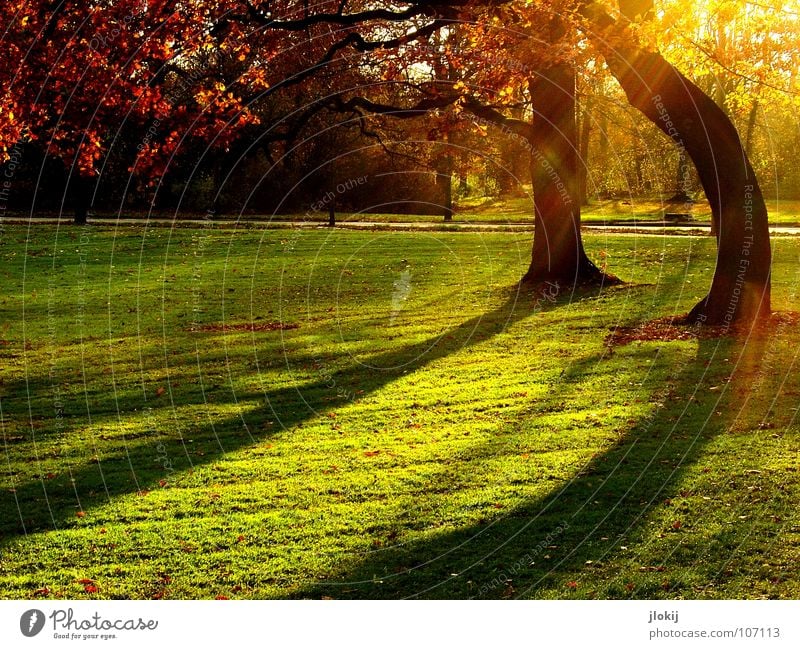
[601,48,770,325]
[521,62,610,286]
[581,3,771,326]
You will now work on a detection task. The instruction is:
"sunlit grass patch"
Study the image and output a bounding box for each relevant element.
[1,226,798,599]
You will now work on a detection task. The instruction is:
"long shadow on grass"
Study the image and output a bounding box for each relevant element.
[291,328,776,598]
[1,282,611,540]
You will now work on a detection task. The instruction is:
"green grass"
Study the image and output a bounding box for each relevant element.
[243,195,800,225]
[14,195,800,226]
[1,225,799,599]
[456,195,800,225]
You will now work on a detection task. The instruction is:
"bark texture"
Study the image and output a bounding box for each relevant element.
[601,45,770,324]
[521,62,611,286]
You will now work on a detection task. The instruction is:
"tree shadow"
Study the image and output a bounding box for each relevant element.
[2,281,621,541]
[290,327,776,599]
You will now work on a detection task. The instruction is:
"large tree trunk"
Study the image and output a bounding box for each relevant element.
[601,48,770,325]
[521,62,609,285]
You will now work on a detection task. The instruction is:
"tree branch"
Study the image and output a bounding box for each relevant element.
[461,96,536,144]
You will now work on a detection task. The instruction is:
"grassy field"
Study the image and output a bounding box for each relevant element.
[18,195,800,227]
[455,196,800,225]
[1,224,799,599]
[261,195,800,225]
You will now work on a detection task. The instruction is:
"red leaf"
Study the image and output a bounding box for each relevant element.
[77,578,94,585]
[76,511,86,518]
[566,581,578,589]
[215,596,229,600]
[672,520,682,529]
[84,585,98,594]
[156,386,166,397]
[363,450,380,457]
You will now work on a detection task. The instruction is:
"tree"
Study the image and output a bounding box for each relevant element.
[0,3,252,222]
[332,8,613,285]
[579,0,771,324]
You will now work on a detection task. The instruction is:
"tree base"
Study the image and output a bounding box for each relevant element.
[684,282,771,327]
[520,258,622,290]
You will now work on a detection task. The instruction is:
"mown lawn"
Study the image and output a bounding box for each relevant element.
[0,224,798,599]
[455,196,800,225]
[236,195,797,225]
[15,196,800,226]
